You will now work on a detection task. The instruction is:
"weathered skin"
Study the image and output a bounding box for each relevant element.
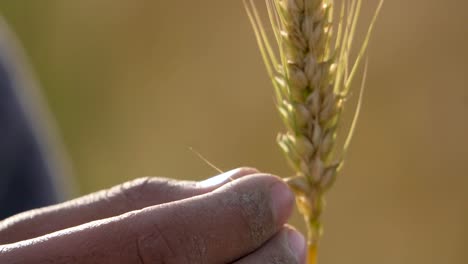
[0,168,306,264]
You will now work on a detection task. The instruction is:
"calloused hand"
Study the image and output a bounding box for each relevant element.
[0,168,306,263]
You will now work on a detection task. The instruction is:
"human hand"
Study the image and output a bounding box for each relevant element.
[0,168,306,263]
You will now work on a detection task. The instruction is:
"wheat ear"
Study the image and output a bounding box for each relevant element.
[244,0,383,263]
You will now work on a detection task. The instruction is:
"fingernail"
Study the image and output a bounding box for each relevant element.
[199,168,257,188]
[270,181,294,224]
[287,229,306,264]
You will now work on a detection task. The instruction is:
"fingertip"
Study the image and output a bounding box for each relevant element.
[213,172,295,234]
[270,178,295,225]
[232,167,260,178]
[219,172,295,226]
[198,167,259,188]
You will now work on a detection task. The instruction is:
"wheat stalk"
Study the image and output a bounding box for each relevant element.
[244,0,383,262]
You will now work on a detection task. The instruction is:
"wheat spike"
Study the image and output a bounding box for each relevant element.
[244,0,383,262]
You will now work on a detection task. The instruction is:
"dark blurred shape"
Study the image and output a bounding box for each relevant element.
[0,20,62,219]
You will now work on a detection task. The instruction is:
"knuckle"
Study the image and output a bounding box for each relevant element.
[135,221,178,263]
[135,217,204,264]
[118,177,152,208]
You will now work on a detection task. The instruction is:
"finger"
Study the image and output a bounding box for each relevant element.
[0,173,295,264]
[0,167,257,244]
[130,173,295,263]
[234,226,306,264]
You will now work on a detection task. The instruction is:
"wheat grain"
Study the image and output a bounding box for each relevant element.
[244,0,383,262]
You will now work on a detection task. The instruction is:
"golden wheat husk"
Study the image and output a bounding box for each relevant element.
[244,0,383,263]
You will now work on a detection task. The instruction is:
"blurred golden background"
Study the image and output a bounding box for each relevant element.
[1,1,467,263]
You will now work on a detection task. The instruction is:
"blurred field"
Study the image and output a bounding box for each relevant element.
[1,1,467,263]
